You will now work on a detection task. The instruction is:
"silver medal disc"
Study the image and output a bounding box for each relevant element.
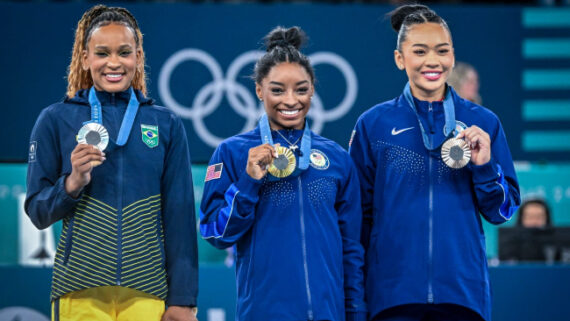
[77,123,109,151]
[441,137,471,169]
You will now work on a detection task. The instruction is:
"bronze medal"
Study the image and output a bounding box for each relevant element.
[441,137,471,169]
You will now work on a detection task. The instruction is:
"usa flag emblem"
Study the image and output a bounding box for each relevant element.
[205,163,223,182]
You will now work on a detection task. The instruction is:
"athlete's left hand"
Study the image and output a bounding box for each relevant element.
[456,125,491,166]
[161,306,198,321]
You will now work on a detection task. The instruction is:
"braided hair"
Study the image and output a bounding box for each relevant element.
[66,5,147,98]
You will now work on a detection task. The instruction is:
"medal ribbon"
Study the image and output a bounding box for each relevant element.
[259,113,311,178]
[403,82,456,150]
[87,87,139,146]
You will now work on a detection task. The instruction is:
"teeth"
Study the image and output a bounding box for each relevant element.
[280,110,299,116]
[106,74,122,78]
[424,72,440,77]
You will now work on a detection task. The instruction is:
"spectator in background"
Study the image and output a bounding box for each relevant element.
[447,61,482,105]
[517,199,552,228]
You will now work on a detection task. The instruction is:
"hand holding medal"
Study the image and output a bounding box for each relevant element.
[246,143,279,180]
[456,125,491,166]
[65,143,106,198]
[67,87,139,197]
[76,122,109,166]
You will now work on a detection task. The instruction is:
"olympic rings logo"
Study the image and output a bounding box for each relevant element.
[158,49,358,148]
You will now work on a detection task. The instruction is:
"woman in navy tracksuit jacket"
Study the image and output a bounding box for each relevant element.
[349,5,520,321]
[25,6,197,320]
[26,88,198,310]
[200,27,366,321]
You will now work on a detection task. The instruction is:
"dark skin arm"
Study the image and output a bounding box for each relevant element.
[65,144,106,198]
[246,143,278,179]
[161,306,198,321]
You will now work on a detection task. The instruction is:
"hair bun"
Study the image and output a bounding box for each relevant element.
[390,4,431,32]
[265,26,307,52]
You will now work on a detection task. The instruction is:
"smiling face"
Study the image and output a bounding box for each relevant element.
[82,23,141,93]
[256,62,314,130]
[394,22,455,101]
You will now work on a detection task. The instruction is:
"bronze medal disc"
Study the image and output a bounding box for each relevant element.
[441,137,471,169]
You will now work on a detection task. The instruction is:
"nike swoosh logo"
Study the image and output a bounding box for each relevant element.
[391,127,414,135]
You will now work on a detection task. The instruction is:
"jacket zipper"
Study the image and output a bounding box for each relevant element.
[428,103,435,134]
[427,102,434,303]
[62,217,76,265]
[298,177,314,320]
[116,94,124,286]
[428,155,434,303]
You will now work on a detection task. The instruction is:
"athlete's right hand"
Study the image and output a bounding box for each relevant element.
[246,143,277,180]
[65,144,106,198]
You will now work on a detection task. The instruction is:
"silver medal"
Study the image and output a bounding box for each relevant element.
[441,137,471,169]
[77,123,109,151]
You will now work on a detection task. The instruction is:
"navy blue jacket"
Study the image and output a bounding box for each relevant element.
[200,126,366,321]
[349,87,520,321]
[25,88,198,306]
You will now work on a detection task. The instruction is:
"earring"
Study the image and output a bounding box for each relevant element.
[258,97,263,102]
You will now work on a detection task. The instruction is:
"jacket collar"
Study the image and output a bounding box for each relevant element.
[413,96,444,113]
[65,88,154,106]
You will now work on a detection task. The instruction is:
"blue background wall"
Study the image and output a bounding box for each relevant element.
[1,2,570,321]
[1,3,568,162]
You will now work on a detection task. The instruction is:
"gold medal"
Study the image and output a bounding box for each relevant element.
[441,137,471,169]
[268,145,296,178]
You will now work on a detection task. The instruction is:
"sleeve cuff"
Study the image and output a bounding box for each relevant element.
[166,295,197,307]
[471,160,500,184]
[234,170,263,198]
[57,175,83,205]
[346,311,367,321]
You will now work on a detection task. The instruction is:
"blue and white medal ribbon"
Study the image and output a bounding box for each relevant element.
[77,87,140,152]
[403,82,470,168]
[403,82,456,150]
[88,86,139,146]
[259,113,311,179]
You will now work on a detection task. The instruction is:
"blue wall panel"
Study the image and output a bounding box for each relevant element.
[2,3,568,162]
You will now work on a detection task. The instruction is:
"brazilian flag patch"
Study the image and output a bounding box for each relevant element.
[141,124,159,148]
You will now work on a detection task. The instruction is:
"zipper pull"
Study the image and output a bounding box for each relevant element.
[428,102,435,134]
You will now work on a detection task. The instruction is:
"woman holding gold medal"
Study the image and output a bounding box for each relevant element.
[200,26,366,321]
[25,5,198,321]
[349,4,520,321]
